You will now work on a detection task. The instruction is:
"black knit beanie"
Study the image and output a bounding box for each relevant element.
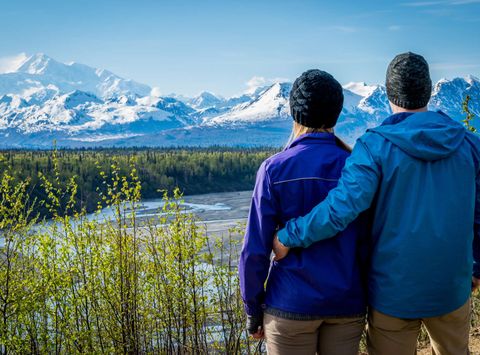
[290,69,344,129]
[386,52,432,109]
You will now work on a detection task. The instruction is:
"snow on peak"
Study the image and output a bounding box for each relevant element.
[343,82,377,97]
[0,53,478,148]
[197,91,220,98]
[1,53,151,99]
[430,76,480,118]
[16,53,54,74]
[268,82,292,96]
[205,82,292,126]
[432,76,472,96]
[434,76,479,88]
[465,74,480,85]
[190,91,224,109]
[432,77,450,95]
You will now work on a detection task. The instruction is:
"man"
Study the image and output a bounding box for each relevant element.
[273,52,480,354]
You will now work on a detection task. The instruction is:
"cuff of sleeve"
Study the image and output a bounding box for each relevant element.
[244,303,265,317]
[246,313,264,334]
[277,228,292,248]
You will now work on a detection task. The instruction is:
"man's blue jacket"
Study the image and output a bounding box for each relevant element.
[278,111,480,318]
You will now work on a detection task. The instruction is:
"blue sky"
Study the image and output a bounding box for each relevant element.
[0,0,479,97]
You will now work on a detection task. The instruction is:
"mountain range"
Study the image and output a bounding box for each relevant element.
[0,53,478,148]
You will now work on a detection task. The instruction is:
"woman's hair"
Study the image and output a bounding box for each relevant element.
[334,135,352,153]
[285,121,351,152]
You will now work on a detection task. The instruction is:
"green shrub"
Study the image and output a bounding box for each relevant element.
[0,154,262,354]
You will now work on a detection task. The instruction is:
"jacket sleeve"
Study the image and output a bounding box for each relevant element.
[277,139,380,248]
[238,161,278,316]
[473,171,480,278]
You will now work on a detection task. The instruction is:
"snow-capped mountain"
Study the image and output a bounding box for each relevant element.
[0,53,478,148]
[0,91,184,143]
[335,84,385,141]
[205,83,292,126]
[189,92,225,110]
[0,53,151,99]
[430,75,480,120]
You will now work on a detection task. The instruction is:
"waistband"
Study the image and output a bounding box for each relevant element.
[264,307,365,321]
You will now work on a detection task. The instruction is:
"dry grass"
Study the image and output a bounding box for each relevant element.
[358,327,480,354]
[417,333,480,355]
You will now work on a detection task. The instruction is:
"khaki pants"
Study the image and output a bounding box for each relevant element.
[263,313,365,355]
[367,300,471,355]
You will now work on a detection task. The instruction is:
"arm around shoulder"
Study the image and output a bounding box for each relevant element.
[278,137,381,248]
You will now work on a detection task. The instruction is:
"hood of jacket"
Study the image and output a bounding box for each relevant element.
[369,111,466,161]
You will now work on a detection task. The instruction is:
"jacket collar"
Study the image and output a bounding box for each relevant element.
[285,132,337,150]
[381,112,415,126]
[381,110,448,127]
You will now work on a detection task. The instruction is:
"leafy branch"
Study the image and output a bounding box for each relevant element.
[463,95,477,133]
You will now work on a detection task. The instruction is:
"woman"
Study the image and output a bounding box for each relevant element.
[238,69,366,355]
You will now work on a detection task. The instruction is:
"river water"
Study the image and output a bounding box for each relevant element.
[87,189,253,237]
[0,190,253,249]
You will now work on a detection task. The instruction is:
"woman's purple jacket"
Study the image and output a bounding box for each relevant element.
[238,132,367,317]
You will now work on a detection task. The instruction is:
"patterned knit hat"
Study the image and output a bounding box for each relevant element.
[386,52,432,109]
[290,69,344,129]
